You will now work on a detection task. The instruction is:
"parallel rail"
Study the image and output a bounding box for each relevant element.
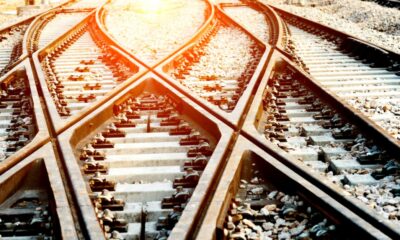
[267,5,400,147]
[58,74,233,239]
[0,1,399,239]
[0,61,49,175]
[198,136,389,239]
[33,13,145,134]
[0,142,78,239]
[242,51,400,238]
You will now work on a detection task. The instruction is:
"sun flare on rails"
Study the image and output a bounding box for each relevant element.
[112,0,186,14]
[136,0,161,13]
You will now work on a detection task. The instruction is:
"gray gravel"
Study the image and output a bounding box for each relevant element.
[224,177,339,239]
[260,0,400,53]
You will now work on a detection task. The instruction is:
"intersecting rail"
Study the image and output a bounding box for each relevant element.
[0,0,399,239]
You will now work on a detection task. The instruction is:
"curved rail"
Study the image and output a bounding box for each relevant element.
[1,1,399,239]
[198,136,389,239]
[57,74,233,239]
[22,0,79,56]
[0,0,75,77]
[271,5,400,56]
[22,0,110,56]
[24,8,93,56]
[242,50,400,238]
[156,5,270,128]
[225,0,285,48]
[32,13,146,134]
[0,60,49,176]
[0,143,78,239]
[0,17,34,77]
[269,5,400,149]
[95,0,216,70]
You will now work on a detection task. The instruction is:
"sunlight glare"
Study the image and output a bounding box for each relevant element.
[135,0,163,13]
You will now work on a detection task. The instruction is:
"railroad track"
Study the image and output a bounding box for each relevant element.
[0,60,66,237]
[102,0,211,66]
[0,23,29,77]
[0,142,77,239]
[219,1,287,51]
[166,20,263,113]
[0,68,36,162]
[0,0,399,239]
[258,59,400,225]
[222,3,270,44]
[38,19,137,118]
[232,48,400,238]
[74,92,214,239]
[0,160,56,239]
[159,8,268,125]
[27,9,91,54]
[0,0,138,239]
[198,136,388,239]
[56,75,231,239]
[284,22,400,143]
